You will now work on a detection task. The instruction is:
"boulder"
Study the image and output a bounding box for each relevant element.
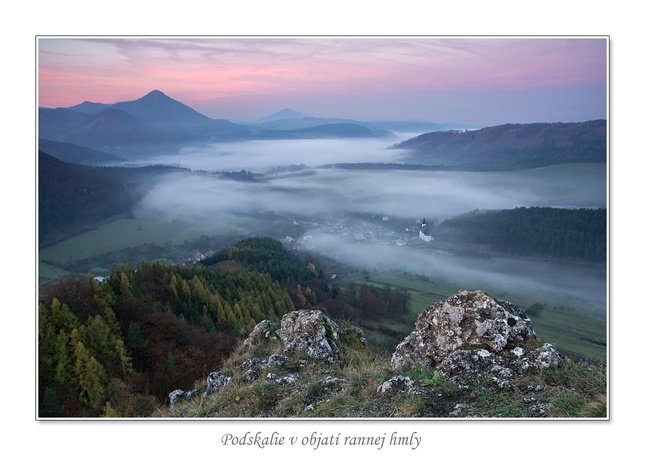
[241,310,363,363]
[203,371,231,397]
[391,290,537,370]
[278,310,341,362]
[168,388,198,409]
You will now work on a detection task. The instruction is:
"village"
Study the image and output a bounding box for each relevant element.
[92,216,435,284]
[279,216,434,251]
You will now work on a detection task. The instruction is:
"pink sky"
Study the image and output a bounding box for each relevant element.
[37,37,607,125]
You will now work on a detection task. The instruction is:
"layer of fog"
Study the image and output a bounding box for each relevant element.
[135,137,606,313]
[304,231,607,312]
[139,134,416,173]
[139,164,606,226]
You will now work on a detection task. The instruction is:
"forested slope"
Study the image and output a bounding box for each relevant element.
[434,207,606,262]
[38,238,411,417]
[391,120,606,169]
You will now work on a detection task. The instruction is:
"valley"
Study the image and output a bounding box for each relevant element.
[38,150,608,362]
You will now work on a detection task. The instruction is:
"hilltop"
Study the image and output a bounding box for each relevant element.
[163,291,606,419]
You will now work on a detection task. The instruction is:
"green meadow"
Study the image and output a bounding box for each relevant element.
[38,209,248,283]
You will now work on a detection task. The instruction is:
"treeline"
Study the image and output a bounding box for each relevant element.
[39,237,411,417]
[435,207,606,262]
[214,169,263,181]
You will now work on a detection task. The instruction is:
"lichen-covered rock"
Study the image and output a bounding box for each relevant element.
[266,372,300,385]
[240,354,309,383]
[377,375,423,396]
[279,310,341,362]
[436,343,563,391]
[203,371,231,397]
[517,343,562,370]
[243,369,260,382]
[241,354,292,370]
[437,349,516,390]
[391,290,536,370]
[319,376,349,391]
[168,388,198,409]
[242,319,281,351]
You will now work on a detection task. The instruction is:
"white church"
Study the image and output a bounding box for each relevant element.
[419,218,434,242]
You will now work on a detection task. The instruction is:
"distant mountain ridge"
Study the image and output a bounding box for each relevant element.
[258,108,309,123]
[109,90,247,137]
[39,91,399,157]
[67,100,112,114]
[39,90,254,157]
[391,120,607,169]
[251,122,387,139]
[39,90,606,169]
[255,109,455,134]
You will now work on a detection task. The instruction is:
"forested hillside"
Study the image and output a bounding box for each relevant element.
[38,151,191,247]
[434,207,606,262]
[38,151,133,246]
[391,120,606,169]
[38,237,411,417]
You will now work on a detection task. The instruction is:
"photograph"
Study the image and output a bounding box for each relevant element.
[36,36,608,421]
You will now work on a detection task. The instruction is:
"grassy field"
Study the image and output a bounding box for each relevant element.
[38,209,249,283]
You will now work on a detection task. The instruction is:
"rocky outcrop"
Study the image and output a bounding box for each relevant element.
[382,290,563,397]
[167,310,362,409]
[244,309,348,362]
[167,295,570,416]
[391,289,537,370]
[278,310,341,362]
[241,354,309,382]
